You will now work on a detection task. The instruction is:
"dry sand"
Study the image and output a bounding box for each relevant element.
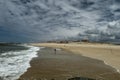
[19,47,120,80]
[32,42,120,73]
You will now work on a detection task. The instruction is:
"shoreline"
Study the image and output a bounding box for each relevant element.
[103,61,120,73]
[18,46,120,80]
[31,42,120,74]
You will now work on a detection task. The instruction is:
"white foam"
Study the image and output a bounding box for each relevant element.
[56,48,61,51]
[0,46,40,80]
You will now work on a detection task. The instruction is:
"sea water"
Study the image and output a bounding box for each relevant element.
[0,44,40,80]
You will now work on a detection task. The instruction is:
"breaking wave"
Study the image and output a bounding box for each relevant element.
[0,45,40,80]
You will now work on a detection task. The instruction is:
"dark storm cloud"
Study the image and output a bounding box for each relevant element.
[0,0,120,42]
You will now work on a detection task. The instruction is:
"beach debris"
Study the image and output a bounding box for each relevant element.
[68,77,96,80]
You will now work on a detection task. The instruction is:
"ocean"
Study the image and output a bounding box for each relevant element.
[0,43,40,80]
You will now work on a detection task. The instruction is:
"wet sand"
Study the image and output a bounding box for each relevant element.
[18,47,120,80]
[32,43,120,73]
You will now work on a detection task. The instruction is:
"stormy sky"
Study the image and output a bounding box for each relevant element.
[0,0,120,42]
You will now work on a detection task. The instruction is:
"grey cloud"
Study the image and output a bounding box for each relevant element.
[0,0,120,42]
[78,20,120,42]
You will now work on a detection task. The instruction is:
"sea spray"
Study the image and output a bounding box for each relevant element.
[0,45,40,80]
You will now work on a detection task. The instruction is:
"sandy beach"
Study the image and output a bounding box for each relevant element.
[18,43,120,80]
[32,42,120,73]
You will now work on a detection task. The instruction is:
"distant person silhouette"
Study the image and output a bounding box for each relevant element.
[54,49,57,54]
